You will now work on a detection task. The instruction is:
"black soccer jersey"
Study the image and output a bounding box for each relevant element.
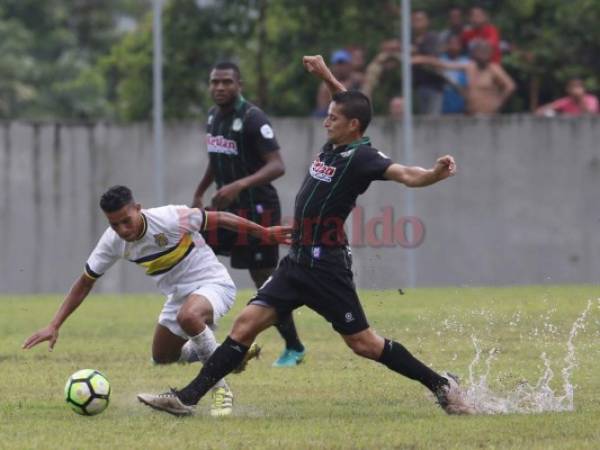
[292,136,393,252]
[206,96,280,212]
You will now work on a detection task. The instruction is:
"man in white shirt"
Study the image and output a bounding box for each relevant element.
[23,185,290,417]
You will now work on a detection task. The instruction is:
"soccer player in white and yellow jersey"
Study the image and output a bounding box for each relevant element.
[23,185,291,416]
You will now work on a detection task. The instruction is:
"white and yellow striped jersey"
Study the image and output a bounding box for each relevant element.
[84,205,232,297]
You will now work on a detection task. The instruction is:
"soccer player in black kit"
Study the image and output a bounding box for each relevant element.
[139,56,476,416]
[192,62,306,367]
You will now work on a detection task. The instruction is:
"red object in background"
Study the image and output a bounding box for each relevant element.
[462,24,501,63]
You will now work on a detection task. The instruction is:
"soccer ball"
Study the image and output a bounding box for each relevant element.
[64,369,111,416]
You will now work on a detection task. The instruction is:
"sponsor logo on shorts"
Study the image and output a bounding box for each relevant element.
[207,134,238,155]
[309,160,337,182]
[345,312,355,323]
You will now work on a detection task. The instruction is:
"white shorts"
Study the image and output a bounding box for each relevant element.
[158,281,236,339]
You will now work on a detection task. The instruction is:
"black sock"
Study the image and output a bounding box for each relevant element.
[378,339,448,393]
[275,313,304,352]
[177,336,248,405]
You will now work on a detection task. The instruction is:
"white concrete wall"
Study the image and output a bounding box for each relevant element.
[1,115,598,293]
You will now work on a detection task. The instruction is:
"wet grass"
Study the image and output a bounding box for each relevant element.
[1,285,599,449]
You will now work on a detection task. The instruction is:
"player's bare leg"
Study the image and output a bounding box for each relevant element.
[177,294,236,416]
[138,304,278,414]
[151,324,187,364]
[250,268,306,367]
[341,328,475,415]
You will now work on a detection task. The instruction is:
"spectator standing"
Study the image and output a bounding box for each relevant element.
[362,39,403,115]
[348,45,367,89]
[438,7,465,50]
[389,96,404,120]
[536,78,599,116]
[440,35,470,114]
[465,40,515,115]
[412,10,446,115]
[461,6,501,63]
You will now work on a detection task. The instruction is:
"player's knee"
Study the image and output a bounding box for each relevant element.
[346,337,379,360]
[176,308,206,335]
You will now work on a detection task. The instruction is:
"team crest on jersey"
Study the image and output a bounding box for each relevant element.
[260,124,274,139]
[309,159,337,183]
[154,233,169,247]
[207,134,238,155]
[232,118,243,132]
[207,115,214,125]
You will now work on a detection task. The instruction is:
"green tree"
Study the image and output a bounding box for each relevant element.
[0,0,149,119]
[102,0,259,121]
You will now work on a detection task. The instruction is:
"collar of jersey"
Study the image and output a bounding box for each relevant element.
[234,95,246,112]
[215,95,246,118]
[324,136,371,153]
[134,213,148,241]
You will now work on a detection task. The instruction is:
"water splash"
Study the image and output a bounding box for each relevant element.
[463,299,594,415]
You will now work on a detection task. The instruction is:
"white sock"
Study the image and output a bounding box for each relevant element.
[189,327,228,389]
[178,340,200,363]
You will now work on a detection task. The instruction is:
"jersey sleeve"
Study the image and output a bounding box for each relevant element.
[176,206,208,234]
[244,108,280,154]
[355,147,394,181]
[84,229,121,280]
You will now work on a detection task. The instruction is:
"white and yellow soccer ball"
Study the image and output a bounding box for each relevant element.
[64,369,111,416]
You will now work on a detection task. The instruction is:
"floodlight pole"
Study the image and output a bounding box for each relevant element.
[153,0,165,205]
[401,0,416,288]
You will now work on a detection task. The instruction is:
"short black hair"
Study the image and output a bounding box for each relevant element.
[212,61,241,81]
[100,185,134,213]
[331,91,372,133]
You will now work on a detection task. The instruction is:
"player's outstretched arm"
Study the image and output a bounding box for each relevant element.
[205,210,292,245]
[384,155,457,187]
[22,274,96,351]
[303,55,347,96]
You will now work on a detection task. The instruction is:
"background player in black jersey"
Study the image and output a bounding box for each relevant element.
[192,62,306,367]
[140,56,476,416]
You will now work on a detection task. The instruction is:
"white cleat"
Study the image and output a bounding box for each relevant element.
[436,372,477,415]
[210,386,233,417]
[137,390,195,417]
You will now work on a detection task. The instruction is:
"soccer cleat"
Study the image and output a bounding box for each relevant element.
[272,348,305,367]
[435,372,477,415]
[210,386,233,417]
[232,342,261,374]
[137,389,195,417]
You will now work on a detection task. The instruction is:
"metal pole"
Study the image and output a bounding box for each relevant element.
[153,0,165,205]
[401,0,416,288]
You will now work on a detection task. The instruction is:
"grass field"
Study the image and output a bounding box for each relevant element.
[1,285,599,449]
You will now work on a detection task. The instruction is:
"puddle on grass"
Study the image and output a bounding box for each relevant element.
[461,299,596,414]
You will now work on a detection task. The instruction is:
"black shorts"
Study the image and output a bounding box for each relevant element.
[250,253,369,335]
[202,203,280,270]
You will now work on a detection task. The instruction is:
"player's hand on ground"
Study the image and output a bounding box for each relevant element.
[433,155,457,180]
[303,55,330,79]
[22,325,59,351]
[211,182,242,209]
[264,225,293,245]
